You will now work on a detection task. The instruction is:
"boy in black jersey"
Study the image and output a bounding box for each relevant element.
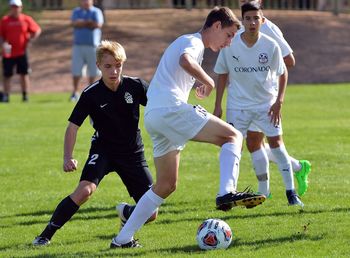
[33,40,157,246]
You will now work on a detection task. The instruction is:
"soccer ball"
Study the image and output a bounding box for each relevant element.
[196,218,233,250]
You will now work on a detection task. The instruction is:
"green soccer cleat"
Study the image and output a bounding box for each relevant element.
[294,160,311,196]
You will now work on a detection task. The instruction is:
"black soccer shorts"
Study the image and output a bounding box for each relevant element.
[2,54,30,77]
[80,148,153,202]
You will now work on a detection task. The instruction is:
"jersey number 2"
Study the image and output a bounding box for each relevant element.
[88,154,99,165]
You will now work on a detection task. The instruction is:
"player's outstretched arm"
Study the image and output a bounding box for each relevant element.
[63,122,79,172]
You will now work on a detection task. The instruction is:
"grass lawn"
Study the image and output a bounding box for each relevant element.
[0,84,349,257]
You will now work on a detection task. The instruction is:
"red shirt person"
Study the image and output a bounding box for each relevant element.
[0,0,41,102]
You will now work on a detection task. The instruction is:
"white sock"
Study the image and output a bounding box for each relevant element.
[290,157,302,172]
[219,142,241,196]
[234,161,240,189]
[266,144,301,173]
[265,144,277,163]
[251,148,270,196]
[270,144,294,190]
[114,189,164,244]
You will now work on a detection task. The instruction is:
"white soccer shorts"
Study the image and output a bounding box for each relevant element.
[226,109,283,138]
[144,103,211,158]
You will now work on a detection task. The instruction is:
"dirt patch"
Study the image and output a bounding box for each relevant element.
[10,9,350,93]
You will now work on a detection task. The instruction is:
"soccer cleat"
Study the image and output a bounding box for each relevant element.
[286,189,304,208]
[32,236,50,246]
[110,238,141,248]
[116,202,128,231]
[295,160,312,196]
[216,187,266,211]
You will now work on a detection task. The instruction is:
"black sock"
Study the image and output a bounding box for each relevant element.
[22,91,28,101]
[40,196,79,240]
[123,205,135,220]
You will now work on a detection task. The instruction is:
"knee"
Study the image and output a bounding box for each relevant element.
[246,139,262,153]
[80,187,95,200]
[246,132,265,152]
[226,128,243,146]
[154,181,177,199]
[71,184,96,205]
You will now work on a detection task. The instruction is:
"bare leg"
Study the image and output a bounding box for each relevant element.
[70,180,97,206]
[20,74,30,101]
[73,76,80,94]
[70,76,81,101]
[4,76,11,95]
[2,76,11,102]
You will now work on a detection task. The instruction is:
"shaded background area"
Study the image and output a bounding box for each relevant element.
[10,9,350,93]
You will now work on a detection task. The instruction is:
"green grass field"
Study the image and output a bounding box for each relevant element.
[0,84,349,257]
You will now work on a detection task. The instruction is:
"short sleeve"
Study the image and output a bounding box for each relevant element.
[272,44,285,77]
[214,49,229,74]
[68,92,90,126]
[95,8,104,25]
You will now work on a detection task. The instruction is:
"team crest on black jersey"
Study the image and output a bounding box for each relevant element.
[258,53,268,64]
[124,92,133,104]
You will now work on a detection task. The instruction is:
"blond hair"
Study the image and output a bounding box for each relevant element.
[96,40,127,64]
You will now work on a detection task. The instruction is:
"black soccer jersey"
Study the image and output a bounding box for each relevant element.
[68,76,148,154]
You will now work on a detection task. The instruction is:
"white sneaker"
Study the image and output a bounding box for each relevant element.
[32,236,50,246]
[110,237,141,248]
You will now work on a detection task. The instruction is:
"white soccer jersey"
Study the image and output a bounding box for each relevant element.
[214,32,285,111]
[237,18,293,58]
[145,33,204,112]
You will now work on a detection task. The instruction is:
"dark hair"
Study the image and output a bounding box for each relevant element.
[241,1,262,18]
[203,6,241,30]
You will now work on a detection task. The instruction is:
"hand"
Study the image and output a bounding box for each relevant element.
[63,158,78,172]
[195,85,205,99]
[268,101,282,127]
[195,84,211,99]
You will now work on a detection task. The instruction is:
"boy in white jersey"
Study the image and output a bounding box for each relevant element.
[214,2,304,207]
[214,0,311,198]
[110,7,266,248]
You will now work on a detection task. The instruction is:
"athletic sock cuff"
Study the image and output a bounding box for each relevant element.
[251,148,267,160]
[222,142,241,159]
[146,189,164,206]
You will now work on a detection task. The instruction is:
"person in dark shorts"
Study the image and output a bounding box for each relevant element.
[32,40,157,246]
